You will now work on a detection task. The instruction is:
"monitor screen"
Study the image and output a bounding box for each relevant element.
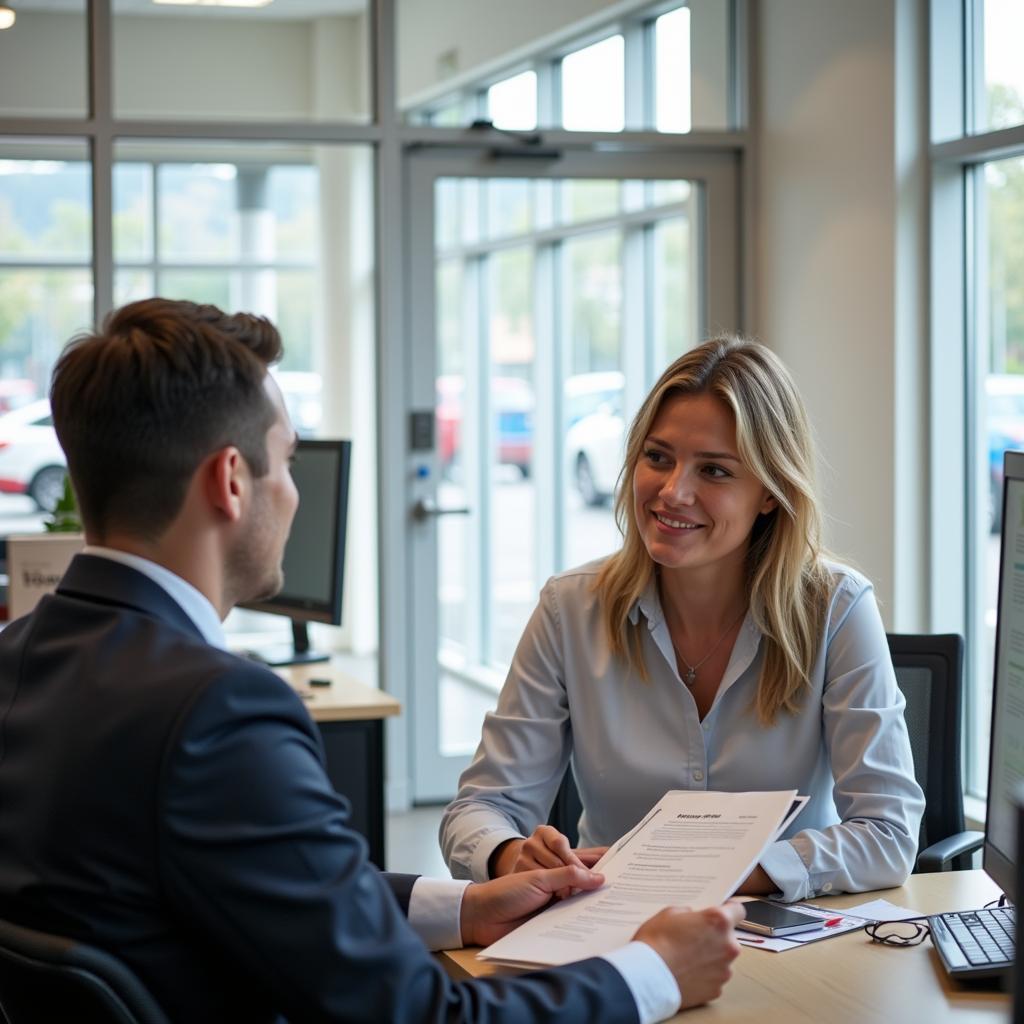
[985,449,1024,899]
[242,438,351,626]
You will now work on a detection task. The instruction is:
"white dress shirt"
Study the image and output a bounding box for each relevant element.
[81,549,681,1022]
[441,559,925,904]
[83,546,228,648]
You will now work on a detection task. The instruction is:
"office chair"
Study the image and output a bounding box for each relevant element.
[0,917,169,1024]
[548,633,983,873]
[886,632,983,872]
[547,763,583,848]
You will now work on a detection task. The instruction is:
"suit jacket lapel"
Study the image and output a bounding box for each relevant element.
[56,554,206,642]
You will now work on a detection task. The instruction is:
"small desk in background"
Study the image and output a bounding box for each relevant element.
[439,870,1010,1023]
[275,662,401,870]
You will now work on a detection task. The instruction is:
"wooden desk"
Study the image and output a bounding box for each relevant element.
[275,662,401,870]
[439,871,1010,1022]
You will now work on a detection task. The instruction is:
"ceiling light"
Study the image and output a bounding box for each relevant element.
[152,0,273,7]
[0,6,15,30]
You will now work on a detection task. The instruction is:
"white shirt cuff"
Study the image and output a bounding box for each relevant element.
[758,840,810,902]
[600,941,681,1024]
[407,877,472,951]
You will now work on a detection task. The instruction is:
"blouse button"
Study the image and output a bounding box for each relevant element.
[693,770,704,782]
[821,882,833,892]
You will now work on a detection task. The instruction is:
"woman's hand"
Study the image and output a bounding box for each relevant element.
[490,826,608,897]
[734,864,775,895]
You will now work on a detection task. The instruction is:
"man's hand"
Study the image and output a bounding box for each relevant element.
[634,902,745,1010]
[489,826,608,893]
[460,865,605,947]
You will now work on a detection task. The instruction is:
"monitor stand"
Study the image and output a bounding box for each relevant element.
[241,620,331,668]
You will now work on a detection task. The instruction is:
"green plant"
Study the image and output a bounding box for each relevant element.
[44,475,82,533]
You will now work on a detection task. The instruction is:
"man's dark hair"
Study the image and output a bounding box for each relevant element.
[51,297,283,540]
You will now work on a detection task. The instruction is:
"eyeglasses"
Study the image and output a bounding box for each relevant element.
[865,919,930,947]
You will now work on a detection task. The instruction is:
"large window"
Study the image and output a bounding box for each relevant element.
[0,0,749,809]
[0,144,368,504]
[435,175,700,680]
[0,142,92,530]
[932,0,1024,797]
[403,2,733,134]
[113,152,322,378]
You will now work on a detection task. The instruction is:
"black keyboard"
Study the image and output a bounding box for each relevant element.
[928,906,1015,981]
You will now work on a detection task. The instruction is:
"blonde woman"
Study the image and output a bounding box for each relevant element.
[440,337,924,902]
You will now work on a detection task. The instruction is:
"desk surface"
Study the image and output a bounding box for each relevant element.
[439,871,1010,1023]
[274,662,401,723]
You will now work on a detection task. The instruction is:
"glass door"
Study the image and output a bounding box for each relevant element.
[406,150,739,801]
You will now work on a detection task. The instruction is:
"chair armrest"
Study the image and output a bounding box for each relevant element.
[916,830,985,873]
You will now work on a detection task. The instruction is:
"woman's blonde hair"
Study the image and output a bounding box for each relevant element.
[594,336,834,724]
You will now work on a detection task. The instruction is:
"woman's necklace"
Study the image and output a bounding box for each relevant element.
[671,608,748,686]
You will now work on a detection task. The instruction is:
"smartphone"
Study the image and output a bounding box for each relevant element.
[736,900,823,937]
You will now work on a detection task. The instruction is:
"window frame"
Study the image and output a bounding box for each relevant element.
[930,0,1024,799]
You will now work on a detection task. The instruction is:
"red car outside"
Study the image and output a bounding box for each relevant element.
[436,375,533,476]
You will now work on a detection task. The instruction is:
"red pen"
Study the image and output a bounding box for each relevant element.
[824,917,843,926]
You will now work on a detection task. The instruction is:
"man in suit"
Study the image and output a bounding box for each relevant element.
[0,298,743,1023]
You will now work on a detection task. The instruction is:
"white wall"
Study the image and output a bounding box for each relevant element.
[115,17,312,119]
[753,0,928,626]
[0,11,369,120]
[0,11,88,116]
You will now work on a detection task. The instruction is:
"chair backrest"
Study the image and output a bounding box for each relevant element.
[547,764,583,848]
[886,632,967,854]
[548,632,968,861]
[0,918,169,1024]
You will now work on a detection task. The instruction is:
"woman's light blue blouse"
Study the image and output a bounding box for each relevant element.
[440,560,925,902]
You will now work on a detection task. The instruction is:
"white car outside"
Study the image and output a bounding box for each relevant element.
[0,375,323,517]
[563,371,625,506]
[565,405,625,507]
[0,399,67,512]
[565,371,624,427]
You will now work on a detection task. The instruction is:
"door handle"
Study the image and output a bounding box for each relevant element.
[412,497,471,521]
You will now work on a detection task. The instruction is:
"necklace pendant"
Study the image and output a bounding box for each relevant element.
[684,666,697,686]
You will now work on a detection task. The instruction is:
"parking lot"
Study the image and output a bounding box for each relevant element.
[0,495,47,537]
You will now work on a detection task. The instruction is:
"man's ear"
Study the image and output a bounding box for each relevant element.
[205,446,246,523]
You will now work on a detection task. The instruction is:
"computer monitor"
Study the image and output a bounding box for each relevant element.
[240,438,351,666]
[984,448,1024,899]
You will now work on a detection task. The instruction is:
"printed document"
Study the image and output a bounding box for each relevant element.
[480,789,798,967]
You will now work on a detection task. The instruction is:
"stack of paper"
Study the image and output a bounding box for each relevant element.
[480,789,805,967]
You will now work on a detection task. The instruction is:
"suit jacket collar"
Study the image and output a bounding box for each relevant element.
[56,553,205,642]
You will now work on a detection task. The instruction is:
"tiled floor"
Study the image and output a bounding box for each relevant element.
[386,804,450,877]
